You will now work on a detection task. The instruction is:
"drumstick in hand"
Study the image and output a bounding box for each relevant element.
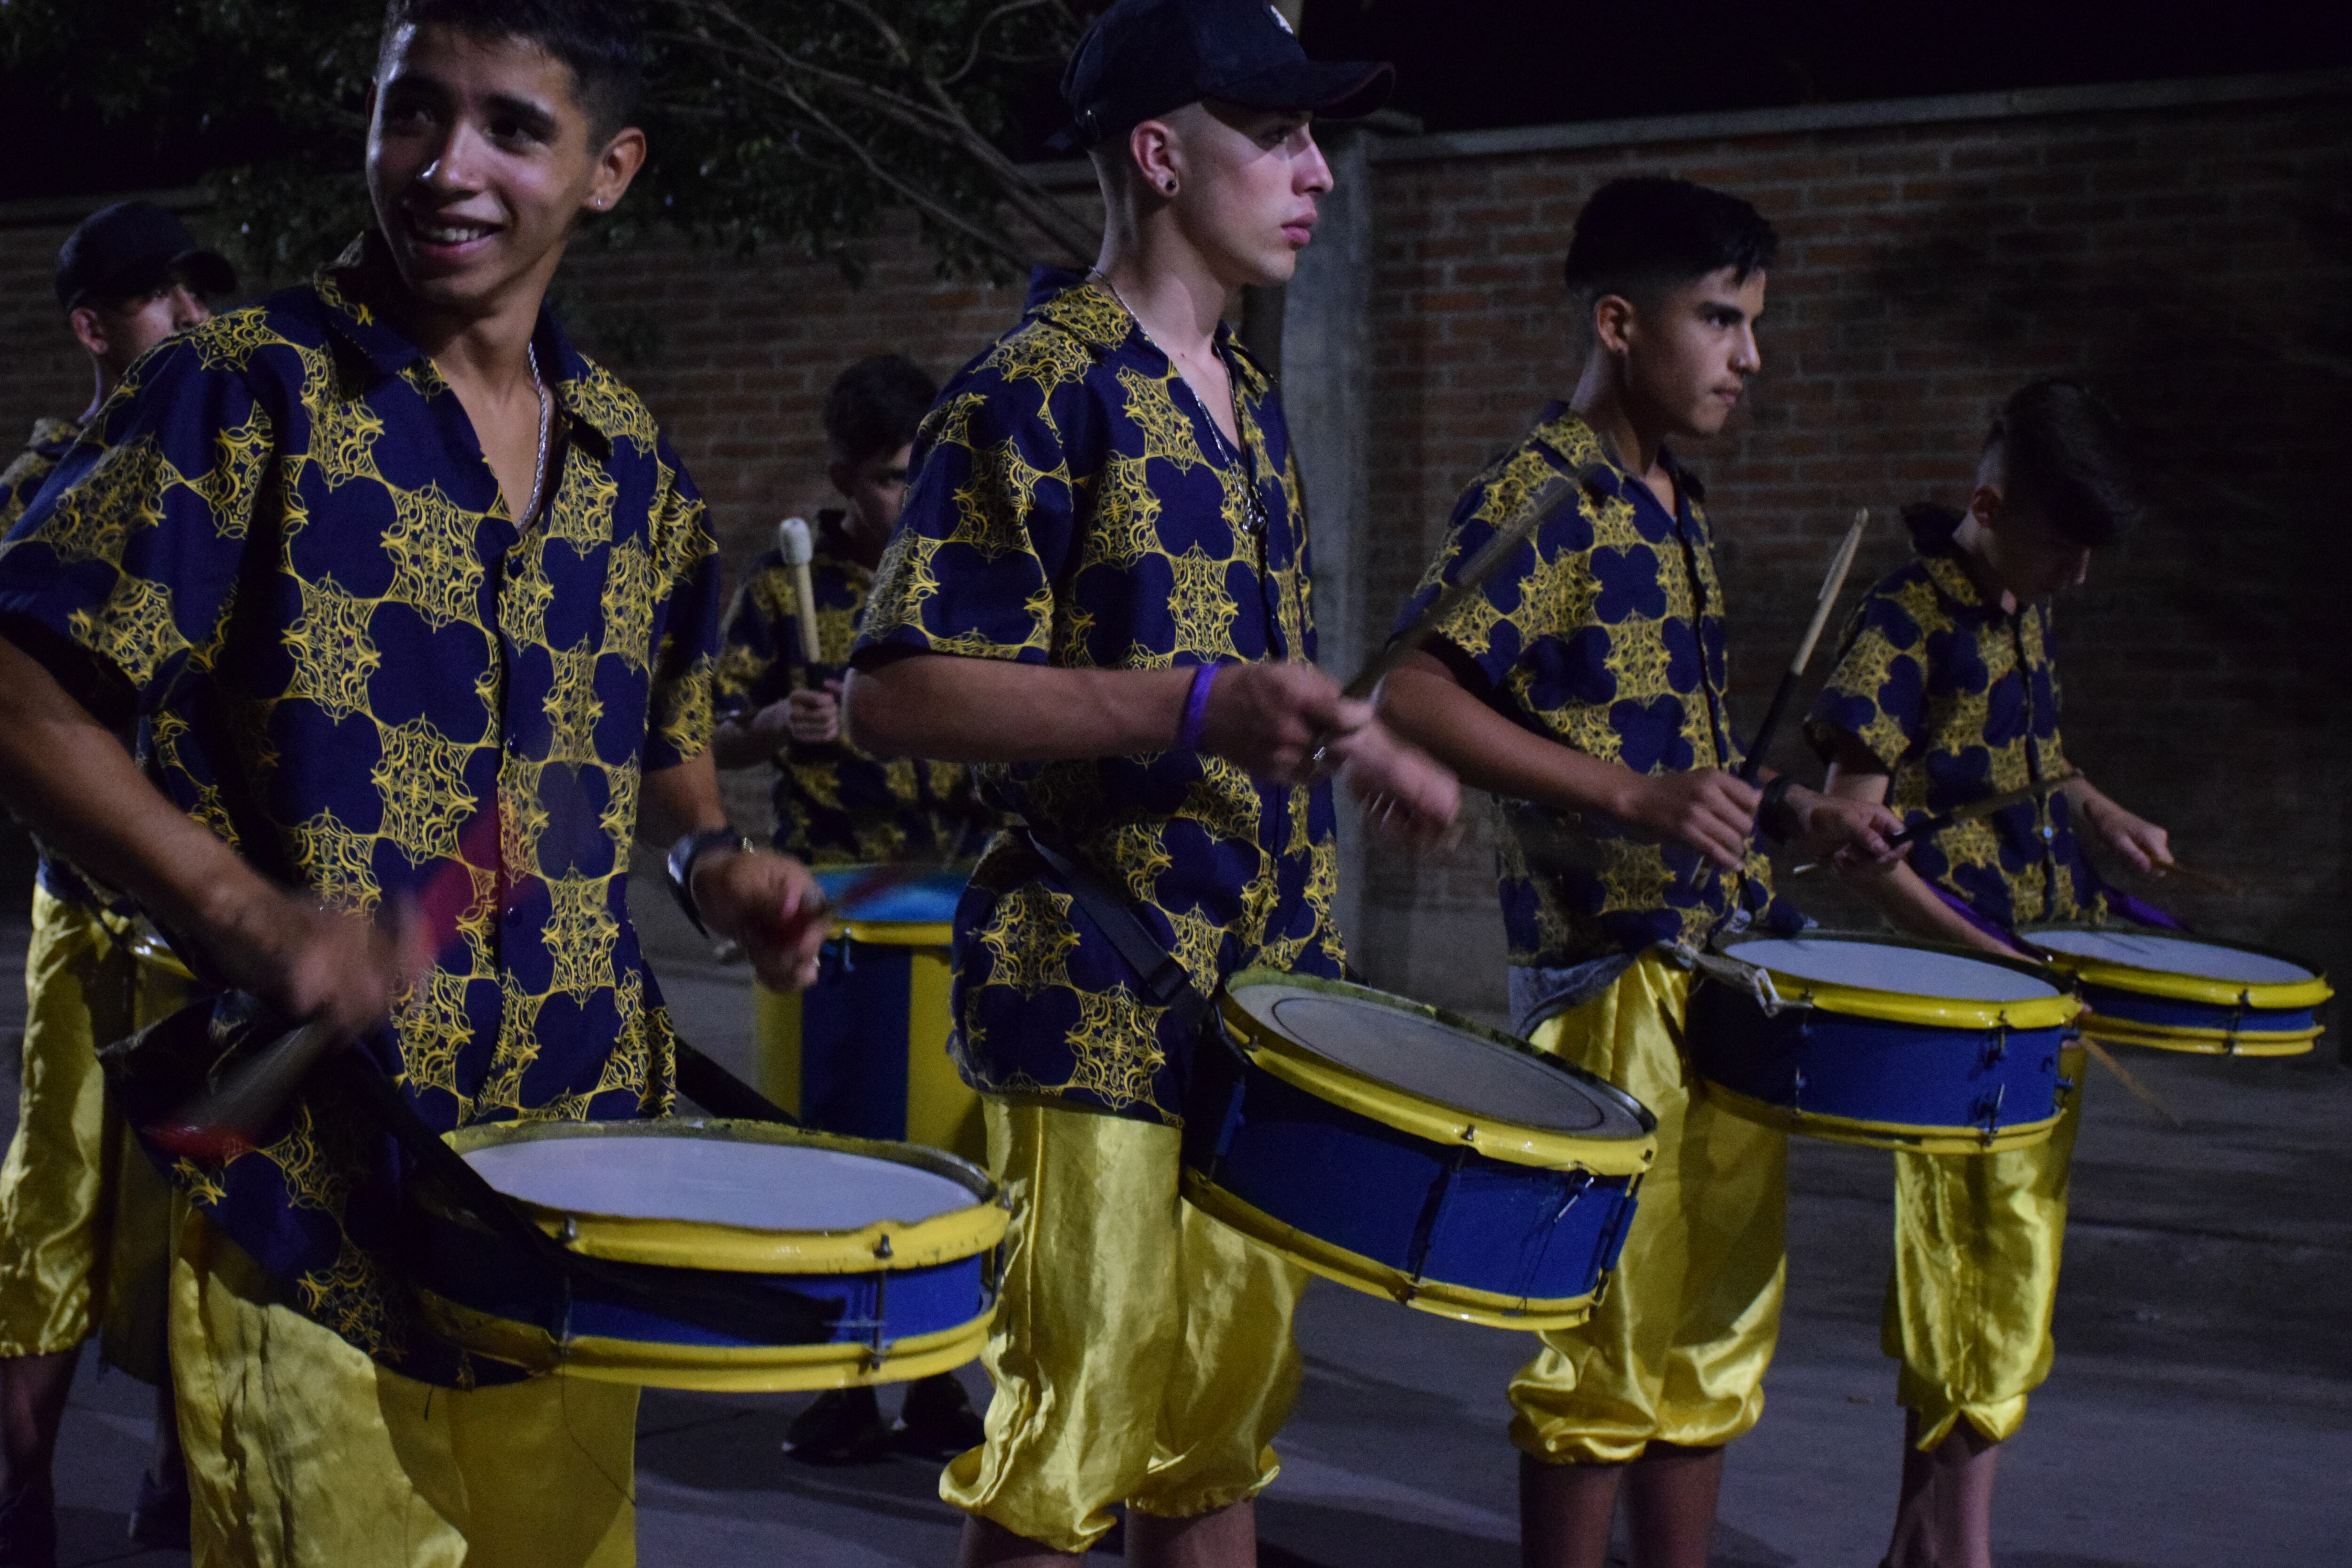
[1344,472,1591,700]
[778,516,824,688]
[145,811,515,1163]
[1740,509,1867,784]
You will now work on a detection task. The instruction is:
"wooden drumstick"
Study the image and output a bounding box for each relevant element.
[1344,472,1587,701]
[2142,860,2240,896]
[777,516,823,687]
[2078,1036,2187,1130]
[1740,508,1867,783]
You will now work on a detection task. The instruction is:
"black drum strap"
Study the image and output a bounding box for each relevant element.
[673,1038,800,1125]
[1018,827,1213,1037]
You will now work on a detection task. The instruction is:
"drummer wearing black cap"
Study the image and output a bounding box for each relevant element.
[0,199,233,1560]
[845,2,1454,1562]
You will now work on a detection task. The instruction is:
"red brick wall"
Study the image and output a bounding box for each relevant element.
[2,84,2344,1032]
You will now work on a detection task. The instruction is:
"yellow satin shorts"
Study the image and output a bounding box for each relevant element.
[1884,1043,2088,1448]
[941,1098,1309,1554]
[0,886,187,1370]
[171,1203,640,1568]
[1508,951,1788,1465]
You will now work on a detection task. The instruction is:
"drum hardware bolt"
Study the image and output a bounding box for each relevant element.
[874,1234,894,1260]
[557,1217,579,1246]
[1460,1124,1478,1143]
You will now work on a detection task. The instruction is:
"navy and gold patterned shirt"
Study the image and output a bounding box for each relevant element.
[1395,406,1793,968]
[853,269,1343,1125]
[0,239,721,1381]
[1804,505,2099,928]
[0,417,80,530]
[0,415,125,915]
[715,510,990,866]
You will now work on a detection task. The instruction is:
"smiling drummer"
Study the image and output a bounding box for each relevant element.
[842,1,1456,1560]
[1805,379,2164,1568]
[0,3,824,1562]
[1376,177,1899,1568]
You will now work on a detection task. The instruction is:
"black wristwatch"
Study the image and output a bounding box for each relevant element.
[665,828,757,937]
[1757,775,1803,843]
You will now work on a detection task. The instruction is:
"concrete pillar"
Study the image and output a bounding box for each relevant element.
[1280,125,1379,963]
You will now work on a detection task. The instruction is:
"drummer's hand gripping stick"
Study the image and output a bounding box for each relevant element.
[143,810,517,1163]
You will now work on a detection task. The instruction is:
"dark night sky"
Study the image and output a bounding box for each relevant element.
[3,0,2348,203]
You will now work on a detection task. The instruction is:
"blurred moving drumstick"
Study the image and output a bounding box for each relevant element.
[778,516,823,687]
[2140,860,2240,896]
[2076,1036,2187,1130]
[1739,508,1867,784]
[1344,473,1588,701]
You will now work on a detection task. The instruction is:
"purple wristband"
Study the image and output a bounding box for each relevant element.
[1175,662,1219,752]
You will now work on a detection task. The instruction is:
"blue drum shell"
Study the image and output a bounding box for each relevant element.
[1182,1045,1641,1314]
[2076,983,2315,1038]
[407,1198,993,1358]
[1688,979,2069,1147]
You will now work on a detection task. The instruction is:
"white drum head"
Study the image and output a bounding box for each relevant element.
[1229,983,1649,1141]
[464,1134,974,1232]
[1732,937,2059,1003]
[2029,929,2314,986]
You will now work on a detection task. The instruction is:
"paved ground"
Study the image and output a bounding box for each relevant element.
[12,913,2350,1566]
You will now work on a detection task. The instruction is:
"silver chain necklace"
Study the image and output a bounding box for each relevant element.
[1091,270,1269,536]
[518,342,552,525]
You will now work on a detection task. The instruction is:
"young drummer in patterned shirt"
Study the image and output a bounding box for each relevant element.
[1804,379,2168,1568]
[844,3,1455,1562]
[1377,177,1902,1568]
[0,4,826,1562]
[0,199,230,1561]
[713,353,991,868]
[714,357,994,1462]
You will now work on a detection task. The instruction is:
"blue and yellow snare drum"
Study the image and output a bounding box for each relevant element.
[1182,971,1657,1331]
[2021,927,2332,1057]
[1689,934,2082,1153]
[413,1119,1007,1392]
[754,867,984,1161]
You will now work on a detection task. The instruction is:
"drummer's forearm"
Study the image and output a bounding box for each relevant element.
[1378,658,1643,820]
[1837,858,2013,956]
[639,752,733,847]
[0,632,265,937]
[844,653,1189,763]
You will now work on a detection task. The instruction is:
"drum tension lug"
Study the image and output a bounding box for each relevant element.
[874,1234,894,1261]
[557,1216,579,1247]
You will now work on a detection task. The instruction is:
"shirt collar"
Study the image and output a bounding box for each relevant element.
[1021,265,1269,401]
[313,233,626,448]
[1526,404,1704,508]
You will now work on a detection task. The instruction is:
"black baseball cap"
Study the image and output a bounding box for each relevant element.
[55,201,237,314]
[1053,0,1393,152]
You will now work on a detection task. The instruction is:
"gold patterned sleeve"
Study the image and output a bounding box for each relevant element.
[643,438,723,767]
[0,340,268,723]
[852,380,1067,667]
[1804,579,1931,772]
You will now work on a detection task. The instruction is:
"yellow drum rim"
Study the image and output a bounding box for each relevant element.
[1717,932,2082,1032]
[1701,1081,2064,1154]
[815,862,962,947]
[1218,970,1656,1178]
[834,919,953,948]
[440,1118,1008,1274]
[2080,1017,2319,1058]
[1181,1176,1597,1332]
[2017,926,2334,1011]
[419,1293,993,1392]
